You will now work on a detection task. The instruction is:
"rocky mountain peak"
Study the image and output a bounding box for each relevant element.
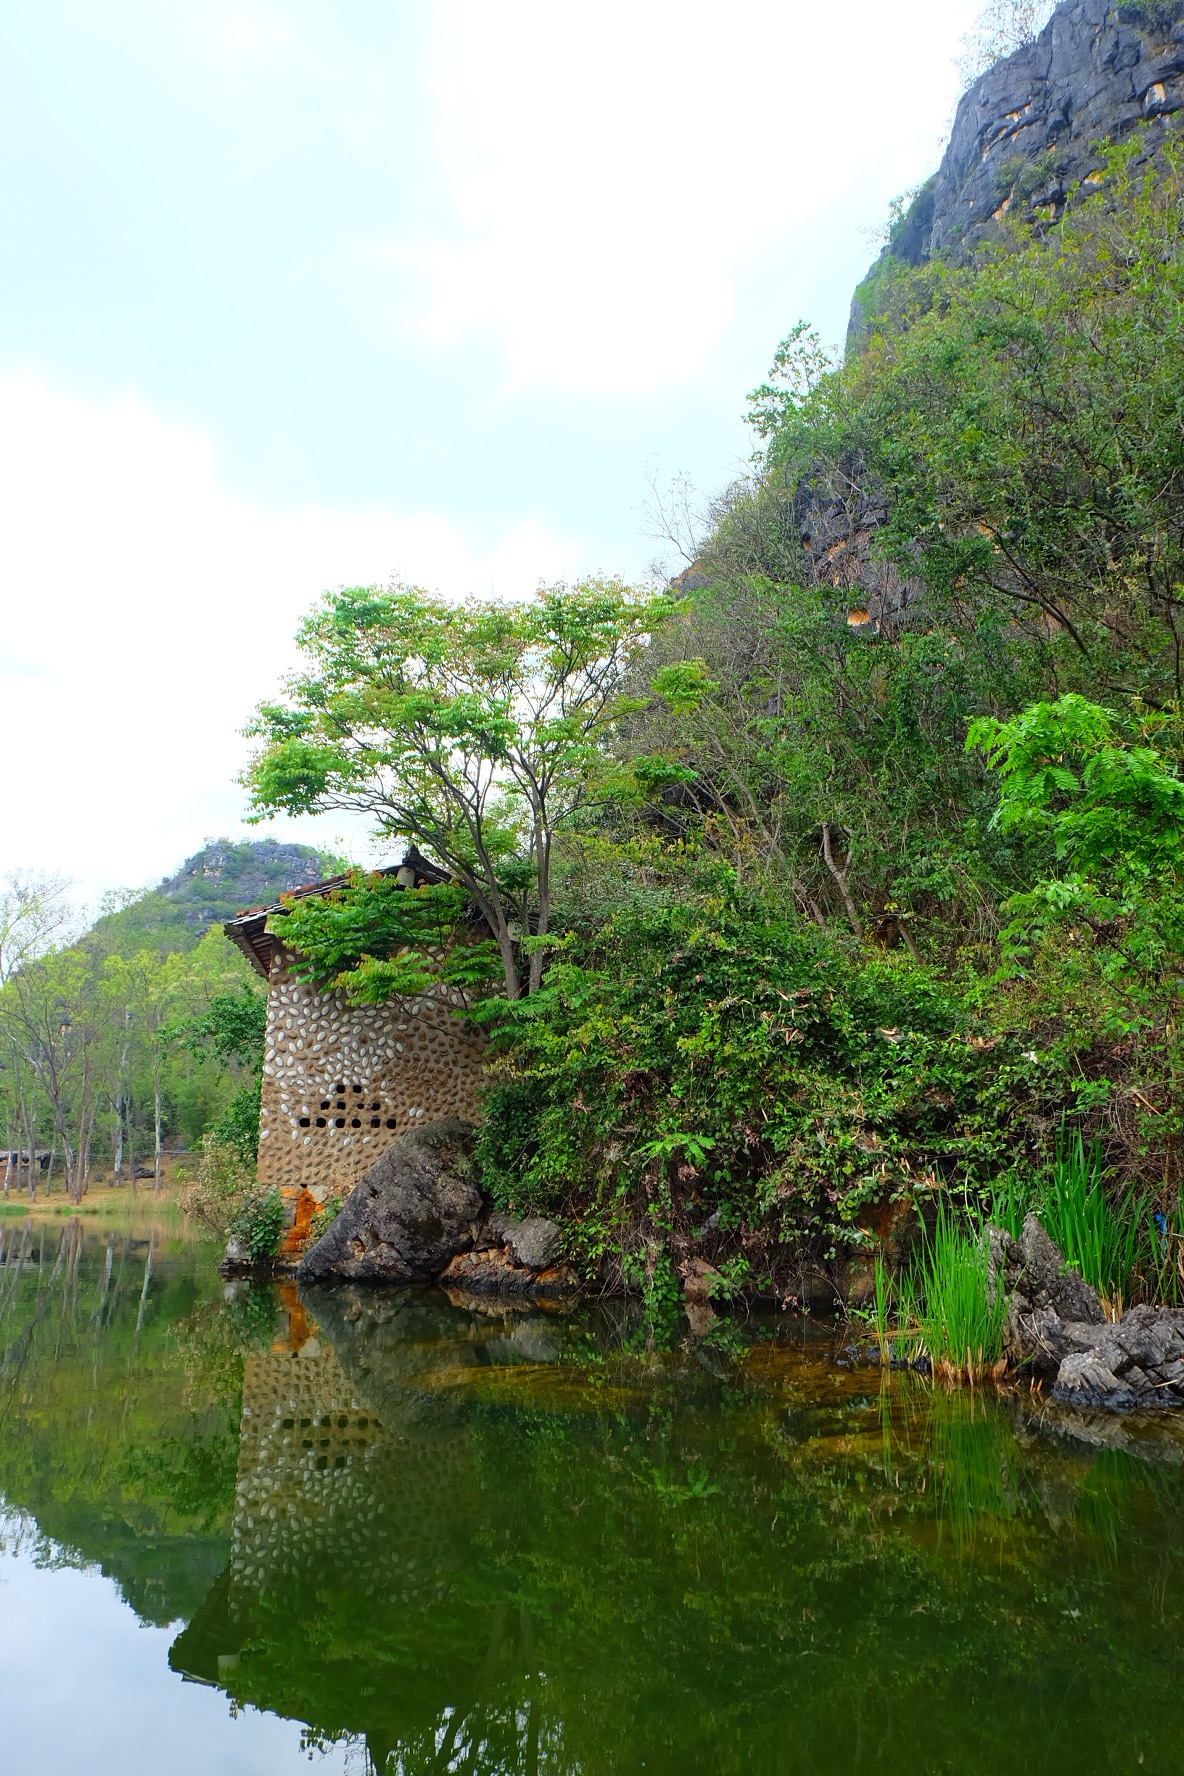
[850,1,1184,343]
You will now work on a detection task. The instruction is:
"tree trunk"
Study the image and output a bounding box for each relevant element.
[527,829,551,996]
[821,823,863,939]
[153,1059,163,1193]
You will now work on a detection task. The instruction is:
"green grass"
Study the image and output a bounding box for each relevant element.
[1038,1128,1145,1313]
[913,1203,1008,1382]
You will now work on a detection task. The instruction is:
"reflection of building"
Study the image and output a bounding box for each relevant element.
[224,851,486,1246]
[230,1338,392,1613]
[168,1287,500,1765]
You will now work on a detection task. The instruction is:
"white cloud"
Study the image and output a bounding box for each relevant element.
[0,375,578,910]
[408,0,979,392]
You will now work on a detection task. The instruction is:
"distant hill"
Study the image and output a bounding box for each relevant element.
[90,839,340,958]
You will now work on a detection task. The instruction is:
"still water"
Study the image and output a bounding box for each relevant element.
[0,1213,1181,1775]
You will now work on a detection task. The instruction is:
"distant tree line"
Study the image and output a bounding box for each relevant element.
[0,871,264,1202]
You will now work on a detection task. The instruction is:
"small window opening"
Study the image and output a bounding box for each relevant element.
[370,1118,380,1128]
[334,1117,345,1128]
[298,1117,311,1127]
[385,1118,397,1129]
[315,1117,326,1128]
[350,1118,361,1128]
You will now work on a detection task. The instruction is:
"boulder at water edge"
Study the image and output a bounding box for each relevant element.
[297,1119,482,1282]
[296,1118,576,1297]
[986,1213,1184,1410]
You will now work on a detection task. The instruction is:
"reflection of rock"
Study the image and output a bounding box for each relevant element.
[680,1258,720,1338]
[1017,1396,1184,1467]
[989,1215,1184,1411]
[297,1119,480,1282]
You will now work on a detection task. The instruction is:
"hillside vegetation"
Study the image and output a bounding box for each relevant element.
[250,130,1184,1305]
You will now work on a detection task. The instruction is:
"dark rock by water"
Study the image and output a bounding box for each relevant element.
[987,1212,1184,1409]
[297,1119,482,1283]
[296,1118,576,1298]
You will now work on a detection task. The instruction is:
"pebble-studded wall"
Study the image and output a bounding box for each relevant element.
[256,948,486,1211]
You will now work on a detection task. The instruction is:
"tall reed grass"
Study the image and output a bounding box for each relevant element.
[911,1204,1008,1383]
[1039,1128,1144,1315]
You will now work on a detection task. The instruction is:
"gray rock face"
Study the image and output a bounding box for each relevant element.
[297,1119,481,1283]
[987,1213,1184,1409]
[852,0,1184,343]
[988,1212,1106,1369]
[1052,1304,1184,1407]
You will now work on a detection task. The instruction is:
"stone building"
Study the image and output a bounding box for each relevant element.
[224,852,487,1246]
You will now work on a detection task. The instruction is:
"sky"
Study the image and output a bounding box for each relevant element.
[0,0,983,911]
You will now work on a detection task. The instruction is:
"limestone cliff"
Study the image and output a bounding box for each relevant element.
[804,1,1184,633]
[850,0,1184,345]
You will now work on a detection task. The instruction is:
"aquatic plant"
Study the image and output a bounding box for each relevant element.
[914,1203,1008,1383]
[986,1170,1036,1240]
[1038,1128,1145,1314]
[228,1187,285,1265]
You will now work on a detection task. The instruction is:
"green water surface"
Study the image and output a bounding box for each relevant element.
[0,1214,1181,1773]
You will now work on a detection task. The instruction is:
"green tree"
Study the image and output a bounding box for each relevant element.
[244,579,678,999]
[968,693,1184,983]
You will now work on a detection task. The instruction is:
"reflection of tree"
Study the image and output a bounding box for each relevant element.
[165,1290,1184,1775]
[0,1220,240,1622]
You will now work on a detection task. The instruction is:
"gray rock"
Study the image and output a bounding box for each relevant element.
[987,1211,1106,1371]
[505,1217,562,1272]
[1017,1213,1107,1327]
[852,0,1184,345]
[1052,1303,1184,1409]
[833,0,1184,635]
[1053,1350,1140,1410]
[296,1119,480,1283]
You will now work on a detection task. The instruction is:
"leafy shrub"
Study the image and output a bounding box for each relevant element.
[228,1188,286,1265]
[178,1133,254,1239]
[179,985,267,1163]
[476,878,1026,1288]
[308,1193,343,1246]
[211,1081,262,1167]
[181,1136,284,1263]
